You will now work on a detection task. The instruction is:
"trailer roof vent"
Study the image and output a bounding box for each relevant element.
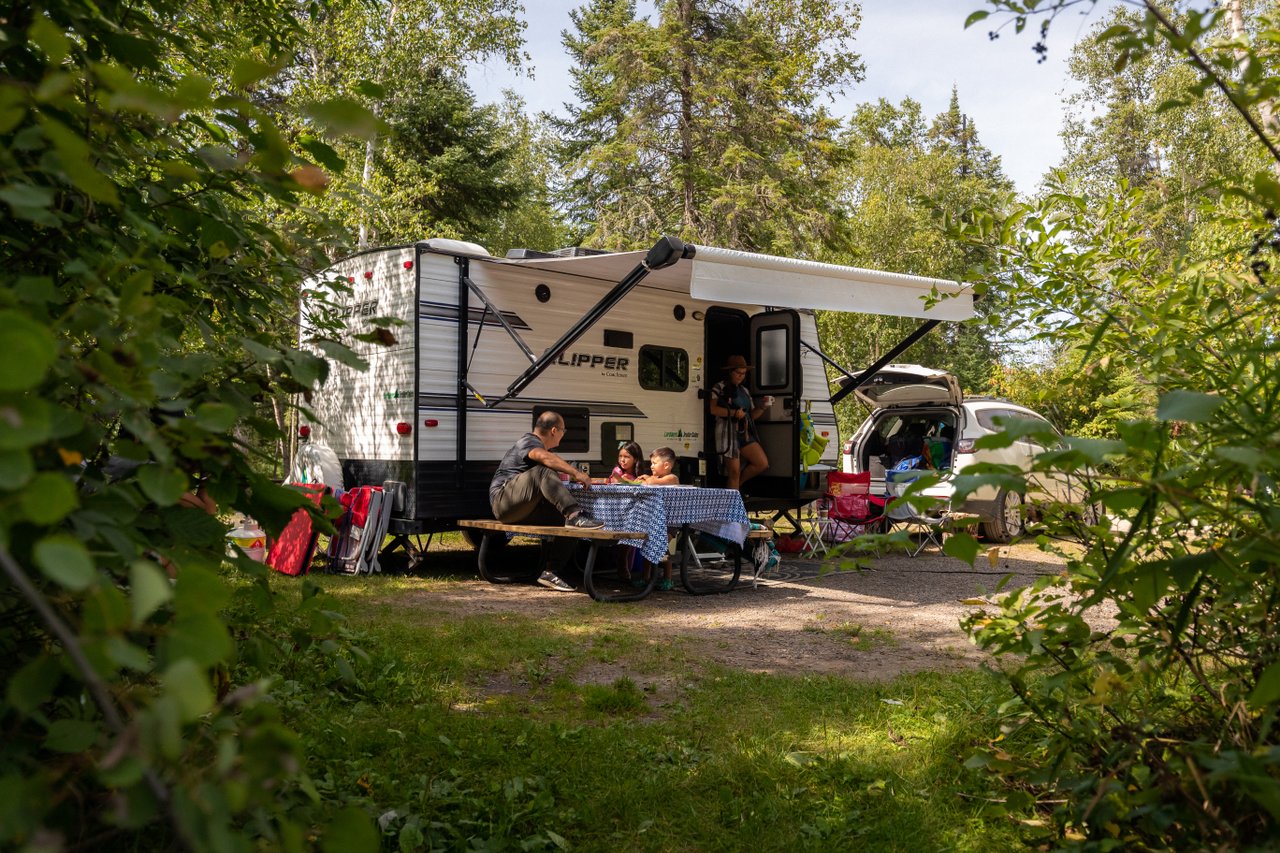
[505,248,558,260]
[422,237,490,257]
[549,246,612,258]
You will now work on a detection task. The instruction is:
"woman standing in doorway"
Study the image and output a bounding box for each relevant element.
[709,355,771,490]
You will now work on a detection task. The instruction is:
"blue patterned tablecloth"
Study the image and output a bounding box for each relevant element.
[571,485,751,565]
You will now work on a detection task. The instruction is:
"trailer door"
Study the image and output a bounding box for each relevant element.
[748,310,801,499]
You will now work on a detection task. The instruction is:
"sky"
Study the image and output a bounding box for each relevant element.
[465,0,1115,196]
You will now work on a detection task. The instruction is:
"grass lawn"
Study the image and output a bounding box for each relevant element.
[247,542,1026,851]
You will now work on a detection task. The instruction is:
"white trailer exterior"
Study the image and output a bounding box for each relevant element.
[301,236,973,534]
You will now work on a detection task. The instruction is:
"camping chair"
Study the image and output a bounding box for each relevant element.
[818,471,886,547]
[328,483,395,574]
[884,468,946,557]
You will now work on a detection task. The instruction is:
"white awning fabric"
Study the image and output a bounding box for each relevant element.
[687,245,973,321]
[486,242,975,321]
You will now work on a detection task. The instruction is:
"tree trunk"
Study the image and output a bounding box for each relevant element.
[677,0,696,236]
[357,2,400,249]
[1226,0,1279,167]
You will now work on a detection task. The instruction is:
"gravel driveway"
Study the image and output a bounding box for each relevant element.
[389,541,1101,681]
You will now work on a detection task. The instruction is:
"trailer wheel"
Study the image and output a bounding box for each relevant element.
[461,527,508,553]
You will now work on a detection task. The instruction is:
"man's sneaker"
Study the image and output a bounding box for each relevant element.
[537,570,575,592]
[566,514,605,530]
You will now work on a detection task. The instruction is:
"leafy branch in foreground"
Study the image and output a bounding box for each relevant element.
[953,1,1280,849]
[0,2,378,849]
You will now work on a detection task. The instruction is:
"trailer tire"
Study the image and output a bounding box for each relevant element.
[461,527,508,553]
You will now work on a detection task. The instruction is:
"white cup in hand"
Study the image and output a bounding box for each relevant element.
[762,395,775,408]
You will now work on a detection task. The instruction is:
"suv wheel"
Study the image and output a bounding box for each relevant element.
[982,489,1023,544]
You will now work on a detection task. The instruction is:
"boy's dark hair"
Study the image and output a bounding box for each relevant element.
[651,446,676,464]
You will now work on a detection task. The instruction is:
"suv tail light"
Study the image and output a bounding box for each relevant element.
[955,438,975,454]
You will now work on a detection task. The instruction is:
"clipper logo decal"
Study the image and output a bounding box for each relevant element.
[554,351,630,376]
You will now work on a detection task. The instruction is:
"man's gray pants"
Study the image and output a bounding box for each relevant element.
[490,467,583,575]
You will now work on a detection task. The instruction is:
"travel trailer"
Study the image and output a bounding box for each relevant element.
[299,236,973,539]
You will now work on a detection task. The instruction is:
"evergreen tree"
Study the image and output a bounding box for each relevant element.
[554,0,863,254]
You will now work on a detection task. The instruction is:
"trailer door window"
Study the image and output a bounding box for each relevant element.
[756,325,789,390]
[638,346,688,392]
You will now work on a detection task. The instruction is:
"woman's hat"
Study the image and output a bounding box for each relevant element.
[723,355,753,371]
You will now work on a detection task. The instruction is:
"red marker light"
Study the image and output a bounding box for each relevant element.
[403,261,414,270]
[821,431,829,437]
[299,425,311,438]
[347,276,354,283]
[395,422,412,435]
[423,419,439,427]
[363,271,373,280]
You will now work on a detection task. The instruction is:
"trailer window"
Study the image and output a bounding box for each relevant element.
[638,346,688,392]
[756,325,789,390]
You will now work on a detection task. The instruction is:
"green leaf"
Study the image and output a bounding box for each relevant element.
[0,397,53,449]
[303,98,382,141]
[1156,390,1223,423]
[1251,661,1280,707]
[943,532,980,565]
[39,117,120,204]
[1215,446,1265,469]
[138,464,189,506]
[163,659,213,722]
[353,80,386,99]
[29,16,70,64]
[0,310,57,390]
[231,57,280,88]
[34,535,96,591]
[45,719,100,753]
[0,449,35,489]
[21,474,80,525]
[194,402,238,433]
[162,612,233,668]
[130,560,173,625]
[105,636,152,672]
[299,136,346,172]
[6,655,61,715]
[322,806,380,853]
[963,10,990,28]
[314,339,369,370]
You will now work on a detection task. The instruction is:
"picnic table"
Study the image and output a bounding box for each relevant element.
[571,484,762,595]
[460,484,765,601]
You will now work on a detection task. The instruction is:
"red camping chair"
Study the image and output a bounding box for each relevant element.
[266,483,330,576]
[820,471,886,543]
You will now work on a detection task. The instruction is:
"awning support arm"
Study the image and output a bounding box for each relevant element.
[462,274,537,364]
[490,236,694,406]
[800,339,857,385]
[828,319,941,407]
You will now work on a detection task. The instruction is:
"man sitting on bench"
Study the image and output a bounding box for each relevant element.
[489,411,604,591]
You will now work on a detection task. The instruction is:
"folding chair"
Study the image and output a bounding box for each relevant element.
[820,471,886,546]
[885,469,946,557]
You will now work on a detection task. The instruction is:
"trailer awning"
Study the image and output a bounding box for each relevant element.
[687,245,973,321]
[493,244,974,321]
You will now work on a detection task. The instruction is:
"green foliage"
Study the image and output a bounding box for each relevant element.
[267,0,556,254]
[0,1,377,848]
[955,2,1280,848]
[816,94,1013,436]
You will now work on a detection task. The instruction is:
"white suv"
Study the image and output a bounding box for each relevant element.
[841,364,1085,543]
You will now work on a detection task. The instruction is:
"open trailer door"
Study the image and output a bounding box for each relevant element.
[747,310,801,499]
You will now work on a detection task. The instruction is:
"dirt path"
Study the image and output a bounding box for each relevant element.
[387,542,1101,681]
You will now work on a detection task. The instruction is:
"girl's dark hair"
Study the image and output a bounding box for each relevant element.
[617,441,643,473]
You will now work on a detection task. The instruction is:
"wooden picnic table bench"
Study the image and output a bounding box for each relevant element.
[458,519,651,603]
